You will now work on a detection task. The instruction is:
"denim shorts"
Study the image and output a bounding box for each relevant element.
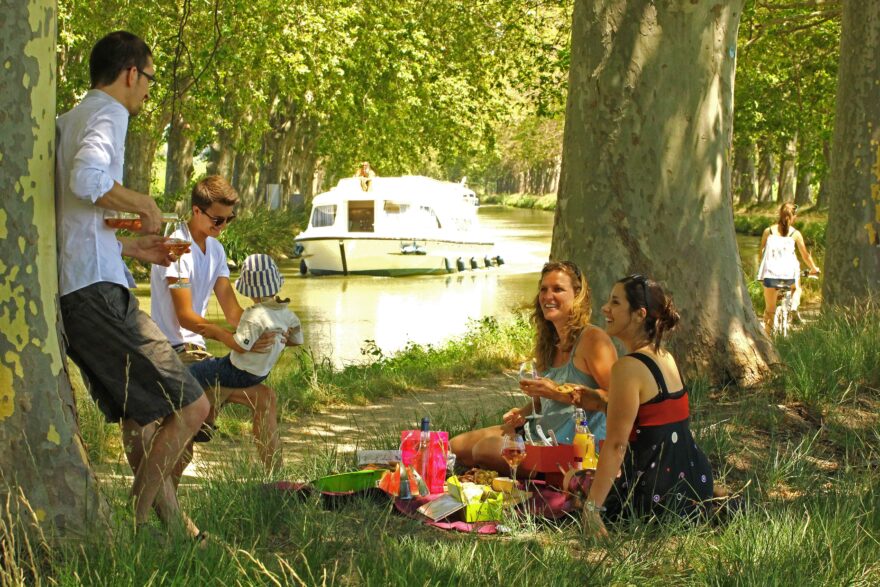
[188,354,268,390]
[60,282,204,425]
[763,278,796,289]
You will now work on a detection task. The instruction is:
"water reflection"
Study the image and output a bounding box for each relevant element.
[275,206,550,367]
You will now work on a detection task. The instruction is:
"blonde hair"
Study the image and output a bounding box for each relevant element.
[530,261,592,373]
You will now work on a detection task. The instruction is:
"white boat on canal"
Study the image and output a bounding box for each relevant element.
[293,176,501,276]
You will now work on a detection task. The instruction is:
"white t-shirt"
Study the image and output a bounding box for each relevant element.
[55,90,130,296]
[757,226,801,281]
[150,233,230,347]
[231,300,302,377]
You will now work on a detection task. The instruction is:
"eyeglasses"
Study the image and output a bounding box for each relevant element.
[137,68,156,86]
[199,208,236,227]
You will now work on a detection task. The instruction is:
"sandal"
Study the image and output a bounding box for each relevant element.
[194,422,217,443]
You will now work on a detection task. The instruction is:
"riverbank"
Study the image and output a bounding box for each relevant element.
[27,305,880,584]
[480,193,828,247]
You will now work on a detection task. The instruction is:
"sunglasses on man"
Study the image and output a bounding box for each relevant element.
[199,208,236,227]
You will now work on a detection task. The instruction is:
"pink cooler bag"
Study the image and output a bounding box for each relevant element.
[400,430,449,494]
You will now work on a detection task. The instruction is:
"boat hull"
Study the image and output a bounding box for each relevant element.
[294,236,497,276]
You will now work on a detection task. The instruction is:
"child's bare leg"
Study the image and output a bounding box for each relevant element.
[221,385,281,473]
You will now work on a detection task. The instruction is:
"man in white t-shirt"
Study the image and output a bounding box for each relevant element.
[151,176,284,472]
[56,31,209,541]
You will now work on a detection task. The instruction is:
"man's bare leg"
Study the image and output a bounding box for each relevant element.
[122,419,199,536]
[130,395,209,529]
[221,384,281,473]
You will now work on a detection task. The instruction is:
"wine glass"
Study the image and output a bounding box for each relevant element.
[501,433,526,484]
[519,359,541,418]
[164,219,191,289]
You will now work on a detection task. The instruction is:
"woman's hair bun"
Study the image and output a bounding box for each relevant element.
[658,297,680,332]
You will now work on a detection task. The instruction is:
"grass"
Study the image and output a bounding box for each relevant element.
[12,307,879,585]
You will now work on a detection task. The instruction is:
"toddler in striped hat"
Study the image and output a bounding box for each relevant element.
[190,253,302,395]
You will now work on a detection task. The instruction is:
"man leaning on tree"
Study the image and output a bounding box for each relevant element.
[55,30,209,541]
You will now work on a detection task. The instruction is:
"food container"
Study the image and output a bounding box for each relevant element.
[520,444,577,475]
[312,470,386,493]
[446,476,504,522]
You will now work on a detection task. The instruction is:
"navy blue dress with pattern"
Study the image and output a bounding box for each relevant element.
[603,352,714,522]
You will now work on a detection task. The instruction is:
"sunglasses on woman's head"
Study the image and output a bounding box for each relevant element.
[543,260,582,280]
[626,274,650,307]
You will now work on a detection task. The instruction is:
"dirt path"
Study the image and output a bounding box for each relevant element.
[182,372,520,480]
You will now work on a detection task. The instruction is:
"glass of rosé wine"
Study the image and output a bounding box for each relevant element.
[164,219,192,289]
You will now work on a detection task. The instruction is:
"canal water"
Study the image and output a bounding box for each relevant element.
[212,206,760,368]
[272,206,553,367]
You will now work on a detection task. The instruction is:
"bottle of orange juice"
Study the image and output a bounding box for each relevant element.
[572,409,590,469]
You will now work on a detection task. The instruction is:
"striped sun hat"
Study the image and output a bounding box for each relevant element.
[235,254,283,298]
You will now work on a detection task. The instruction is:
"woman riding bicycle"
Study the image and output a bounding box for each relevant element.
[757,202,821,333]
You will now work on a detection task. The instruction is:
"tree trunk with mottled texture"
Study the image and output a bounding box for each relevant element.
[734,141,757,206]
[823,0,880,304]
[553,0,776,386]
[757,144,776,202]
[0,0,109,538]
[164,110,195,197]
[794,168,813,207]
[777,135,797,203]
[124,128,159,195]
[233,150,258,208]
[207,126,236,179]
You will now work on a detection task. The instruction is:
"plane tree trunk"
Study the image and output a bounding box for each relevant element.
[164,109,195,197]
[0,0,109,538]
[553,0,776,386]
[823,0,880,304]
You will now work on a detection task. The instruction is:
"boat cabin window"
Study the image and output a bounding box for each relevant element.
[382,201,441,230]
[348,200,375,232]
[311,205,337,228]
[383,201,410,215]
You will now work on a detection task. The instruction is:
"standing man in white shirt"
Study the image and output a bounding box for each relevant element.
[151,176,283,472]
[56,31,209,540]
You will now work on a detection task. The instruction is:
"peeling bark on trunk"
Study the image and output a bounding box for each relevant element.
[164,110,195,197]
[734,141,757,206]
[757,144,776,203]
[823,0,880,304]
[777,135,797,203]
[554,0,776,386]
[0,0,109,538]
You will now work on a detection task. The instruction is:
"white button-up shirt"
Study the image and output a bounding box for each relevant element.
[55,90,130,296]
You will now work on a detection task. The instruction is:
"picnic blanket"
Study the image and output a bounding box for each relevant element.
[269,480,577,535]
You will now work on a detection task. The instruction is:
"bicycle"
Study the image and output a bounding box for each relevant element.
[771,270,818,337]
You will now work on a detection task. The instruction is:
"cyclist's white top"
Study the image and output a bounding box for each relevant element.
[757,225,800,280]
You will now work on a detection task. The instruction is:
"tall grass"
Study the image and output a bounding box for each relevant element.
[50,304,880,585]
[29,408,880,585]
[775,303,880,406]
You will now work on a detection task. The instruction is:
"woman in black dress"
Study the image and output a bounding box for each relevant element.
[582,275,714,536]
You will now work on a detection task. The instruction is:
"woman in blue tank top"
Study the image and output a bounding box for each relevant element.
[450,261,617,475]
